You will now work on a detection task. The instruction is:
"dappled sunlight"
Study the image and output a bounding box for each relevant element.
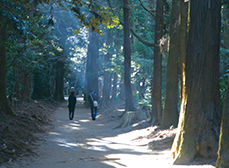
[115,108,125,112]
[10,102,215,168]
[86,145,108,152]
[69,122,81,127]
[60,123,81,131]
[48,131,61,135]
[52,137,81,149]
[104,153,171,167]
[27,103,215,168]
[78,119,91,123]
[57,107,65,110]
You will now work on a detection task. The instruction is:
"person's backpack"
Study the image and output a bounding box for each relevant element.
[90,93,98,107]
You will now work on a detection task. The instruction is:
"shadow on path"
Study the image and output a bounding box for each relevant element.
[4,101,215,168]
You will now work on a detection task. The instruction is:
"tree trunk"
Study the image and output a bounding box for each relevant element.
[114,0,142,128]
[178,0,188,115]
[162,0,179,128]
[112,29,120,100]
[172,0,221,164]
[123,0,134,112]
[216,76,229,168]
[85,31,99,102]
[103,29,112,105]
[0,22,14,115]
[151,0,164,124]
[54,58,65,101]
[120,82,125,100]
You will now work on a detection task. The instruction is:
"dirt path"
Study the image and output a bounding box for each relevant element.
[4,101,215,168]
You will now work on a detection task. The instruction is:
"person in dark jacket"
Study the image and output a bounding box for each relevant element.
[68,91,76,120]
[88,89,98,120]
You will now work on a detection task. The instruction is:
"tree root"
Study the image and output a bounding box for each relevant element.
[115,111,150,128]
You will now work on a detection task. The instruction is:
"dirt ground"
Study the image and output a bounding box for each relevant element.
[0,98,216,168]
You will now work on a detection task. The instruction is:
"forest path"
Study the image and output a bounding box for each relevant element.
[6,100,214,168]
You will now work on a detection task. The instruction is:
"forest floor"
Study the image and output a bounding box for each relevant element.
[0,98,216,168]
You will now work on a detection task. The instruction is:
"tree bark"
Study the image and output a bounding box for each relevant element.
[162,0,179,128]
[0,22,14,115]
[120,82,125,100]
[123,0,134,112]
[151,0,163,124]
[103,29,112,105]
[178,0,188,114]
[172,0,221,164]
[112,29,120,100]
[216,76,229,168]
[85,31,99,102]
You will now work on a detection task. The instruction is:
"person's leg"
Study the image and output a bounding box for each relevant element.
[69,110,72,120]
[94,107,97,119]
[72,111,74,119]
[91,106,94,120]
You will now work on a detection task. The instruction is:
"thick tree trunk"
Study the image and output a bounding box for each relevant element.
[178,0,188,114]
[216,76,229,168]
[120,82,125,100]
[162,0,179,128]
[112,29,120,100]
[85,31,99,102]
[103,29,112,105]
[172,0,221,164]
[151,0,163,124]
[115,0,138,128]
[0,23,14,115]
[123,0,134,112]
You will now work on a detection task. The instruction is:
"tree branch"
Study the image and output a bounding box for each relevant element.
[138,0,156,18]
[107,0,154,47]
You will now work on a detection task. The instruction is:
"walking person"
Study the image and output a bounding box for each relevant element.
[88,89,98,120]
[68,91,76,120]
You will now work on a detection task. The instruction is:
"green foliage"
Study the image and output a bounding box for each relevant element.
[2,0,62,101]
[54,0,119,35]
[220,4,229,104]
[220,48,229,103]
[31,69,53,100]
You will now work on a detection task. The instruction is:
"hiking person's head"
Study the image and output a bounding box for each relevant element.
[71,91,74,95]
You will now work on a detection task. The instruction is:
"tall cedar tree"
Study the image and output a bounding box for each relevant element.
[102,29,112,106]
[123,0,134,111]
[151,0,164,124]
[85,31,99,100]
[178,0,188,121]
[162,0,179,128]
[172,0,221,164]
[54,57,65,101]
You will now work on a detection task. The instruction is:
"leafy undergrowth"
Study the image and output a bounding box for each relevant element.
[0,100,56,166]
